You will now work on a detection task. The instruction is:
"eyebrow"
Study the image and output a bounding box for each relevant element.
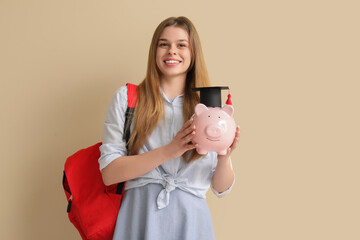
[158,38,189,42]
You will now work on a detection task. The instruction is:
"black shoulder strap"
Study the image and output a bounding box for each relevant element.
[123,83,138,152]
[116,83,138,194]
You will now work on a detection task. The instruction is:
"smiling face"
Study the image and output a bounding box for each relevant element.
[156,26,192,82]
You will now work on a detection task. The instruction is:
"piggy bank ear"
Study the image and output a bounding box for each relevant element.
[222,105,234,117]
[195,104,208,116]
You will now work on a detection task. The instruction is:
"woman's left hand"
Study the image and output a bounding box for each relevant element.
[212,125,240,193]
[218,125,241,160]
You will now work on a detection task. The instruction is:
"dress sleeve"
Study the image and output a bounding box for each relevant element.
[210,157,235,198]
[98,86,128,171]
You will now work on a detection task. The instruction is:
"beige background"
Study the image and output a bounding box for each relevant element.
[1,0,359,239]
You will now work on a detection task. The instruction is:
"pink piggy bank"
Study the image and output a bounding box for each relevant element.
[192,103,236,155]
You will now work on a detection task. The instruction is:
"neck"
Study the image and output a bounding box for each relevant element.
[160,75,186,99]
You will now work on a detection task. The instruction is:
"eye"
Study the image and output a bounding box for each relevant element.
[178,44,186,48]
[218,116,221,118]
[159,43,168,47]
[208,115,210,117]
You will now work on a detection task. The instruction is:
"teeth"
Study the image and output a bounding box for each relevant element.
[165,60,180,64]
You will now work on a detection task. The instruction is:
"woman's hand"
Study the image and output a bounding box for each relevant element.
[102,121,197,184]
[218,125,241,161]
[211,125,240,194]
[164,119,197,159]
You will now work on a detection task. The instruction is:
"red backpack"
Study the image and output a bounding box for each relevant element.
[62,83,138,240]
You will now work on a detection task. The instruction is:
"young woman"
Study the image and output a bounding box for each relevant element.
[99,16,240,240]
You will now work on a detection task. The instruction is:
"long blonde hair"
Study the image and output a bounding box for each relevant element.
[128,16,210,162]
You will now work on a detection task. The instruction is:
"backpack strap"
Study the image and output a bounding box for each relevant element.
[116,83,138,194]
[123,83,138,150]
[62,171,72,212]
[126,83,138,108]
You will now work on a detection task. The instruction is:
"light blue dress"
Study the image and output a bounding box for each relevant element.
[99,86,234,240]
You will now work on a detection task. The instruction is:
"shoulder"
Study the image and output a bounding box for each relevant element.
[104,85,129,118]
[114,85,128,101]
[110,85,128,107]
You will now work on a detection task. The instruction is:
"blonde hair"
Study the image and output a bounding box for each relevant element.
[128,16,210,162]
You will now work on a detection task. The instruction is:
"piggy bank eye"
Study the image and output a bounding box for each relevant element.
[208,115,210,117]
[218,116,221,118]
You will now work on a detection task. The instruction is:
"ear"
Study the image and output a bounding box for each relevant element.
[195,104,208,116]
[222,105,234,117]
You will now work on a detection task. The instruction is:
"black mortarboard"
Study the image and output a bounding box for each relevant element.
[192,86,229,108]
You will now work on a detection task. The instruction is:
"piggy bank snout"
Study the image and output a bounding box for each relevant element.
[205,125,223,138]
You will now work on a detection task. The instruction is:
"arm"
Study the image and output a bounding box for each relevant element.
[101,119,196,186]
[211,126,240,194]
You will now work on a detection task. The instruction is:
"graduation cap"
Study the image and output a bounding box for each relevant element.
[192,86,232,108]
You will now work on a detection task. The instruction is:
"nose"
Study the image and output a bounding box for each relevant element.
[168,44,177,55]
[205,125,222,138]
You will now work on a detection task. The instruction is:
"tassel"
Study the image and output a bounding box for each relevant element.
[226,90,232,105]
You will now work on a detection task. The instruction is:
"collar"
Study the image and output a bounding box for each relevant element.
[159,87,184,104]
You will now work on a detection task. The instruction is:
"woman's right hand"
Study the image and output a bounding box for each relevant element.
[165,119,197,159]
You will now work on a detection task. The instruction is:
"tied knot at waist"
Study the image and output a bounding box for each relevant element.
[157,174,188,209]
